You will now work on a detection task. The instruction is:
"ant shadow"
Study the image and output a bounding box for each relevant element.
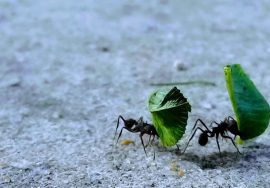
[178,151,241,169]
[173,143,270,170]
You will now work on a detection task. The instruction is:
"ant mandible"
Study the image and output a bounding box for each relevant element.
[182,116,241,156]
[114,115,159,157]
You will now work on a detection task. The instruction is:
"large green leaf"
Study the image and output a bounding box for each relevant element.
[224,64,270,140]
[148,87,191,146]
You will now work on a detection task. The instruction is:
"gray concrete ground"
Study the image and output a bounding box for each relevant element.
[0,0,270,187]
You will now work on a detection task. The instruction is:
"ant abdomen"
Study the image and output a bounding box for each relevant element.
[198,132,208,146]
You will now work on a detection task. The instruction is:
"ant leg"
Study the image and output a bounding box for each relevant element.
[149,135,156,146]
[138,117,143,124]
[116,126,126,144]
[192,119,212,132]
[215,133,222,157]
[151,135,155,145]
[221,134,241,154]
[145,135,152,148]
[228,116,235,121]
[150,135,156,160]
[116,126,137,144]
[115,115,125,139]
[210,121,219,127]
[139,133,147,156]
[182,127,207,154]
[151,144,156,160]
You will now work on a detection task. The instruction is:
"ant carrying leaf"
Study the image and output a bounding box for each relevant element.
[182,116,241,156]
[183,64,270,156]
[115,87,191,158]
[148,87,191,147]
[115,115,158,156]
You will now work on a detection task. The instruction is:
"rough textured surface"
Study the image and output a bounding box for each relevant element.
[0,0,270,187]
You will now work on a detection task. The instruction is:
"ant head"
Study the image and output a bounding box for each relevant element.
[226,118,240,136]
[198,132,208,146]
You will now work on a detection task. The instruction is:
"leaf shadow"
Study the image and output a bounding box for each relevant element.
[241,143,270,162]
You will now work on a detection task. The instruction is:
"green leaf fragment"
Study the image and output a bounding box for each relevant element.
[148,87,191,146]
[224,64,270,140]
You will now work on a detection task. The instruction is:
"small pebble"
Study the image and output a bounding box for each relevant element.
[178,169,185,177]
[0,74,21,88]
[173,60,188,71]
[120,139,135,145]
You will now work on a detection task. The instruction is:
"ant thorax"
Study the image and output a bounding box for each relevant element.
[218,121,229,130]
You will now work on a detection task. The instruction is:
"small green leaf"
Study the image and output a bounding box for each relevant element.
[148,87,191,146]
[224,64,270,140]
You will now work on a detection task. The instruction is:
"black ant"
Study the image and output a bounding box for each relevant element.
[114,115,159,157]
[182,116,241,156]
